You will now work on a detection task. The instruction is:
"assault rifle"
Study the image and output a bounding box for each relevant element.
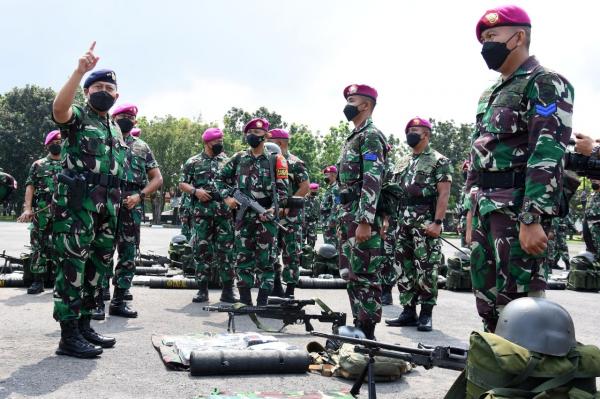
[311,331,467,399]
[135,252,170,267]
[203,297,346,333]
[231,189,288,232]
[1,250,26,273]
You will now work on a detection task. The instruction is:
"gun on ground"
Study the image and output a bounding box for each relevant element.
[1,250,26,273]
[203,297,346,334]
[135,252,170,267]
[311,331,467,399]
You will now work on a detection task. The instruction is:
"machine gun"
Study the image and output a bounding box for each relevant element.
[135,251,170,267]
[311,331,467,399]
[1,250,26,273]
[231,189,288,232]
[203,297,346,333]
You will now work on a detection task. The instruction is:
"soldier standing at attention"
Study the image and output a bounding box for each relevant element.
[303,183,321,249]
[337,84,387,340]
[17,130,63,294]
[320,166,340,248]
[217,118,289,306]
[267,128,310,298]
[465,6,574,332]
[109,103,162,317]
[179,128,237,304]
[385,118,451,332]
[51,42,127,357]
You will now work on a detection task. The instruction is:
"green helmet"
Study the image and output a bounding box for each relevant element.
[325,325,366,351]
[495,297,576,356]
[570,251,595,271]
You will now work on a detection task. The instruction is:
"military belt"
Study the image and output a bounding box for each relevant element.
[81,171,122,189]
[477,171,525,189]
[399,196,436,207]
[121,181,144,192]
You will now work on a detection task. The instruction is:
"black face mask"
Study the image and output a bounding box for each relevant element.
[116,118,134,133]
[406,132,422,148]
[49,144,62,156]
[593,183,600,191]
[88,91,116,112]
[480,32,519,70]
[310,192,317,197]
[343,104,360,121]
[246,133,265,148]
[211,143,223,156]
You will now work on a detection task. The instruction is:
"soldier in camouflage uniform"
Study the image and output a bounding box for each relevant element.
[0,169,17,203]
[320,166,340,249]
[17,130,63,294]
[466,7,574,332]
[217,118,289,306]
[585,181,600,260]
[179,192,192,241]
[303,183,321,249]
[105,103,162,318]
[337,84,387,340]
[546,217,571,270]
[50,43,127,358]
[385,118,451,332]
[267,129,310,298]
[179,127,237,304]
[457,160,472,248]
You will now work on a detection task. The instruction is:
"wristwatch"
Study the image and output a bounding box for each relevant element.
[518,212,541,225]
[139,192,146,202]
[434,219,443,225]
[191,188,197,197]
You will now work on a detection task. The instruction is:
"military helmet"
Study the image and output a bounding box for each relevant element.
[570,251,595,270]
[170,235,188,245]
[325,325,366,351]
[495,297,576,356]
[264,142,282,155]
[455,248,471,262]
[317,244,337,259]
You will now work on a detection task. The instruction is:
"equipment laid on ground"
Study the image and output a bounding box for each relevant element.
[0,251,31,287]
[567,251,600,292]
[203,297,346,334]
[298,275,347,289]
[190,349,310,376]
[195,390,353,399]
[445,248,472,291]
[149,277,198,289]
[312,244,338,277]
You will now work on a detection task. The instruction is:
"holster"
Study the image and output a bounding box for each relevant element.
[57,170,86,211]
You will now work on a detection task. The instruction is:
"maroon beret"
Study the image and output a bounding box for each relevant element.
[476,5,531,42]
[405,117,432,133]
[243,118,270,133]
[269,129,289,139]
[343,84,378,102]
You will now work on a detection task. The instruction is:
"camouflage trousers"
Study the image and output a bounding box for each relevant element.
[277,209,302,285]
[303,218,318,248]
[234,215,277,290]
[191,213,235,284]
[52,204,117,321]
[471,207,548,332]
[552,230,570,267]
[378,218,398,287]
[589,222,600,260]
[338,211,384,324]
[29,206,54,275]
[395,223,441,306]
[180,214,192,241]
[113,201,143,289]
[323,220,339,250]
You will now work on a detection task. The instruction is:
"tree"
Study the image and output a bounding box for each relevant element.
[319,121,350,171]
[289,123,319,181]
[0,85,57,211]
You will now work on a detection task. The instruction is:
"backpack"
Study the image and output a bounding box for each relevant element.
[568,253,600,292]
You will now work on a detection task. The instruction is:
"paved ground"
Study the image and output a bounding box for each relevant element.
[0,221,597,399]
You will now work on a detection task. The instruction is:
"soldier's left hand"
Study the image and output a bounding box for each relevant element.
[355,222,371,243]
[17,210,34,223]
[380,216,390,240]
[519,223,548,255]
[124,194,141,210]
[424,223,442,238]
[259,208,274,222]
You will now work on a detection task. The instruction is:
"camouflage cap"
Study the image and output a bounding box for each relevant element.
[476,5,531,42]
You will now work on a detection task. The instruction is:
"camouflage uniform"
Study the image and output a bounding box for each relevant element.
[277,152,309,285]
[394,146,452,306]
[52,104,127,321]
[337,117,387,324]
[303,194,320,248]
[585,191,600,260]
[114,134,159,289]
[378,216,399,287]
[321,181,340,248]
[217,149,288,290]
[179,192,192,241]
[180,152,234,285]
[25,156,62,276]
[0,169,17,202]
[457,189,472,248]
[546,217,570,269]
[466,56,574,331]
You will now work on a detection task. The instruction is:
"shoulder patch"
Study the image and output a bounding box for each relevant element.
[275,154,288,179]
[363,153,378,161]
[535,102,557,117]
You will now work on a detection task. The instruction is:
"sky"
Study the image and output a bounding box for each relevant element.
[0,0,598,138]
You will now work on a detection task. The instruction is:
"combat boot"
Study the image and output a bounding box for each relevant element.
[271,270,285,297]
[56,320,103,358]
[219,281,239,303]
[284,283,295,299]
[238,286,253,306]
[109,287,138,318]
[256,288,270,306]
[385,304,418,327]
[91,290,105,321]
[27,277,44,295]
[381,285,393,306]
[78,315,116,348]
[356,320,377,340]
[123,288,133,301]
[192,281,209,303]
[417,304,433,332]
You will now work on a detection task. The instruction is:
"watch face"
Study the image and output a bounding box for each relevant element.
[521,213,533,224]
